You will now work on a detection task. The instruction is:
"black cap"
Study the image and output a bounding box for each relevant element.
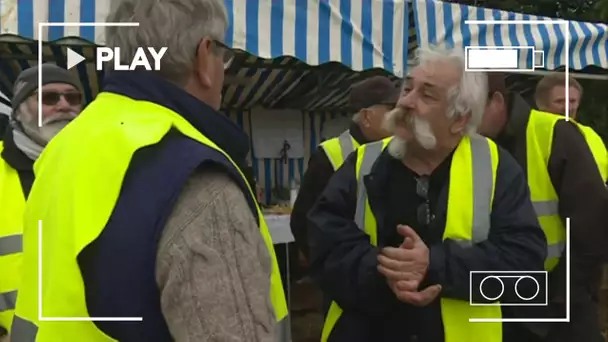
[11,64,81,114]
[349,76,399,111]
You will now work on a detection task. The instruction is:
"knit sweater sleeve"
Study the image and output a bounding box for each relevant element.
[155,168,276,342]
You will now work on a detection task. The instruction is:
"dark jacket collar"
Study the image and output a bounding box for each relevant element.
[349,122,372,145]
[495,92,532,168]
[1,126,34,171]
[496,93,532,146]
[102,71,250,169]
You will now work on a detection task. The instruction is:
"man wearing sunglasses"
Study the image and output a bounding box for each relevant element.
[0,64,82,339]
[307,46,547,342]
[11,0,288,341]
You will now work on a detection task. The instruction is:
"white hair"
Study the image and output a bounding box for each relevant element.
[105,0,228,86]
[408,46,489,135]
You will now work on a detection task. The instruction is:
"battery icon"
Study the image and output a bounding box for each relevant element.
[465,46,545,72]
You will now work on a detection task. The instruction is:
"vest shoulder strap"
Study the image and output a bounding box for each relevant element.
[321,130,356,171]
[355,137,392,181]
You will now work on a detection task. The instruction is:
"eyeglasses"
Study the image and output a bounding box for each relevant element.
[415,176,434,226]
[212,40,235,69]
[37,91,82,106]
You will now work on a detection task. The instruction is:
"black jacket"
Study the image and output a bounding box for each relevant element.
[498,94,608,342]
[290,122,369,260]
[1,126,34,197]
[307,142,547,342]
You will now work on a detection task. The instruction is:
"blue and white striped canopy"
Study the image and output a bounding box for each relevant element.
[413,0,608,71]
[0,0,410,75]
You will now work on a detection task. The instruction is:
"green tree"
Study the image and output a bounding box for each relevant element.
[595,0,608,21]
[448,0,604,22]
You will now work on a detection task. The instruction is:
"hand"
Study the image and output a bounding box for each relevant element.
[390,283,442,307]
[377,225,430,288]
[377,225,441,306]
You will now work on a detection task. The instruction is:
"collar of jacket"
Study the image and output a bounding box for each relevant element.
[102,71,250,169]
[1,126,34,171]
[497,92,533,144]
[349,121,371,145]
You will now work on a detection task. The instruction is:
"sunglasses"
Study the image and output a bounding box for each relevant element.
[212,40,235,69]
[37,91,82,106]
[415,176,434,226]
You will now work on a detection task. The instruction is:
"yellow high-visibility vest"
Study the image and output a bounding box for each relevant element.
[320,130,360,171]
[11,92,288,341]
[525,110,581,271]
[575,123,607,182]
[321,134,502,342]
[0,142,25,332]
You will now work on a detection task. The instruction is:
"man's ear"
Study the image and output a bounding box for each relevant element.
[491,91,505,109]
[450,112,471,134]
[360,108,372,128]
[486,91,506,120]
[195,38,213,88]
[364,108,378,128]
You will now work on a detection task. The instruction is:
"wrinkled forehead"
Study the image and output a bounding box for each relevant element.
[37,83,79,94]
[404,62,461,92]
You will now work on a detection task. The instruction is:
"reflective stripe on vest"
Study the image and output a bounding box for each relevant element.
[322,135,503,342]
[531,200,563,260]
[11,92,288,341]
[0,143,26,332]
[526,110,567,271]
[320,130,359,171]
[0,234,22,256]
[0,290,17,311]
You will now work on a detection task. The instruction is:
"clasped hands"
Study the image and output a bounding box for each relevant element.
[377,225,442,307]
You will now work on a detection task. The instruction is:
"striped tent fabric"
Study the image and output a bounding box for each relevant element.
[413,0,608,71]
[0,38,357,204]
[0,0,411,75]
[0,0,416,205]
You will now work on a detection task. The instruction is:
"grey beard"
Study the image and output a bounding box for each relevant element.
[21,119,70,146]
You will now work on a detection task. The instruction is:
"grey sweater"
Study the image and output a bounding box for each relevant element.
[155,169,276,342]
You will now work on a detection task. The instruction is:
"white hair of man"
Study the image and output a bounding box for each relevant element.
[384,46,488,158]
[410,45,489,134]
[105,0,228,86]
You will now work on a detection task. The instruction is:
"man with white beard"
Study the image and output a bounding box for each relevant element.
[307,46,546,342]
[0,64,82,339]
